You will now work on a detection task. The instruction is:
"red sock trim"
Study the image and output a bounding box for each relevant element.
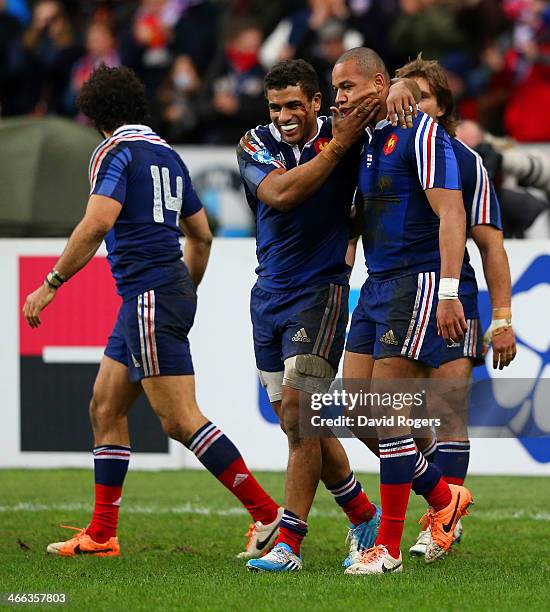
[217,457,279,524]
[425,478,452,512]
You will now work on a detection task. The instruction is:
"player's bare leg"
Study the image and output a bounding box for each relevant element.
[271,395,380,566]
[272,398,367,494]
[246,384,320,572]
[140,374,206,442]
[279,385,322,522]
[47,356,140,557]
[90,356,142,446]
[141,374,281,555]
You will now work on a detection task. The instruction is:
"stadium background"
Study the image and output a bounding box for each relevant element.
[1,0,550,474]
[0,2,549,609]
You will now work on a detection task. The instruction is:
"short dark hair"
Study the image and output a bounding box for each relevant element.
[335,47,390,82]
[76,64,149,133]
[395,54,457,137]
[263,59,320,100]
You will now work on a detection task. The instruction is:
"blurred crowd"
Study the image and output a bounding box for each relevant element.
[2,0,550,236]
[3,0,550,143]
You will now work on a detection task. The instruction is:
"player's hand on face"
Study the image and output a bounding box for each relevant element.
[484,326,517,370]
[386,81,418,129]
[23,284,57,328]
[330,96,380,149]
[436,299,467,344]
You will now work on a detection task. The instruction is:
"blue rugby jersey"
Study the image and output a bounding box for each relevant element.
[237,117,359,292]
[451,137,503,285]
[89,124,203,299]
[358,112,461,280]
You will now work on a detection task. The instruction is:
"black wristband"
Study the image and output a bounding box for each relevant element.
[45,270,65,289]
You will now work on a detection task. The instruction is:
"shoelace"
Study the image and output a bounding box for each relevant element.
[271,547,290,562]
[345,526,360,549]
[243,523,258,550]
[59,525,86,536]
[358,544,386,564]
[418,510,434,530]
[416,529,431,545]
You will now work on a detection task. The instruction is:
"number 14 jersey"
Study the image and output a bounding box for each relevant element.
[89,124,203,299]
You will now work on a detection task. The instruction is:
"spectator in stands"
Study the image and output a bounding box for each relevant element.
[172,0,220,74]
[156,54,201,143]
[0,0,26,115]
[66,20,120,117]
[5,0,30,25]
[388,0,470,68]
[21,0,80,115]
[279,0,349,62]
[502,0,550,141]
[119,0,179,99]
[309,18,347,115]
[201,21,267,144]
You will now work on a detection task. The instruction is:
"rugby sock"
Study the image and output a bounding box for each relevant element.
[376,436,417,558]
[86,444,130,543]
[422,438,437,463]
[274,510,308,555]
[186,421,279,525]
[411,450,452,513]
[434,441,471,485]
[327,472,376,526]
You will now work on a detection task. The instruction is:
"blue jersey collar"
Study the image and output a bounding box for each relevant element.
[113,124,153,135]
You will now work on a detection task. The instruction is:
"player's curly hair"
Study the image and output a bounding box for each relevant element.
[76,64,150,134]
[394,54,457,137]
[264,59,320,100]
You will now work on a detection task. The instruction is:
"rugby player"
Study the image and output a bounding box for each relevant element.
[238,60,418,572]
[333,48,473,574]
[22,65,282,557]
[239,59,379,572]
[393,55,516,556]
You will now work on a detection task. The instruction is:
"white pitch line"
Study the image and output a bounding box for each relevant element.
[0,502,548,522]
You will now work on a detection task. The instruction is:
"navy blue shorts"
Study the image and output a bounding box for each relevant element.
[251,283,349,373]
[346,272,444,368]
[440,275,484,366]
[105,281,197,382]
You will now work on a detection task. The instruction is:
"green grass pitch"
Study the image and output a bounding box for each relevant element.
[0,469,549,611]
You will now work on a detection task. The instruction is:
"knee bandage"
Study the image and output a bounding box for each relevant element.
[283,354,336,395]
[258,370,284,402]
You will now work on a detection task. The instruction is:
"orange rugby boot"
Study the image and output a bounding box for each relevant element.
[422,484,473,564]
[46,525,120,557]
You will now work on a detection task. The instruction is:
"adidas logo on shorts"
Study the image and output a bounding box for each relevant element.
[292,328,311,343]
[380,329,399,345]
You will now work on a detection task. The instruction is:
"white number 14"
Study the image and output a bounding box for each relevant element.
[150,165,183,223]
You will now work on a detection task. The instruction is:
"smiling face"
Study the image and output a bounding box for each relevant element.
[413,75,445,121]
[332,58,387,120]
[266,85,321,147]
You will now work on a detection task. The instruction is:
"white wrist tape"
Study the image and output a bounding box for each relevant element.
[483,317,513,347]
[438,277,459,300]
[490,318,512,332]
